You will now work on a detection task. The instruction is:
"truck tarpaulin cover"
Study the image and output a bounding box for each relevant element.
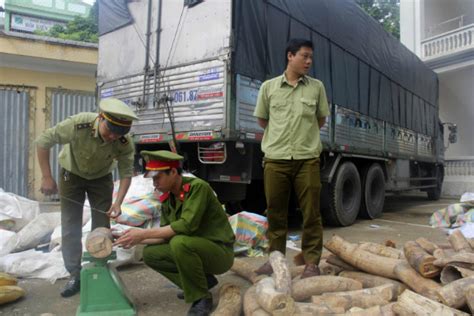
[233,0,439,136]
[98,0,133,36]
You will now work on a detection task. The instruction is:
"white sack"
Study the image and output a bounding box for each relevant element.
[0,249,68,283]
[9,212,61,253]
[0,190,40,231]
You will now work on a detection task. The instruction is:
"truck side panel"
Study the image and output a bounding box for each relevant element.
[101,59,228,138]
[98,0,232,88]
[386,124,416,159]
[334,106,384,156]
[235,75,261,133]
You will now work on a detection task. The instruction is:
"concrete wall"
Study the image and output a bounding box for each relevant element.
[438,66,474,158]
[400,0,423,55]
[401,0,474,52]
[424,0,474,38]
[0,67,96,200]
[1,35,97,67]
[0,34,97,200]
[400,0,474,197]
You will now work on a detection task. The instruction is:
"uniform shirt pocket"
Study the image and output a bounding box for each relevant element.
[300,98,316,118]
[269,100,287,121]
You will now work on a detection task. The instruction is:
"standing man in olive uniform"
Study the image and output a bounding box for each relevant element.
[35,98,138,297]
[114,150,235,316]
[253,39,330,278]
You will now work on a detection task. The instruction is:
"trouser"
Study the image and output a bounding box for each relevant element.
[143,235,234,303]
[59,168,113,278]
[264,158,323,264]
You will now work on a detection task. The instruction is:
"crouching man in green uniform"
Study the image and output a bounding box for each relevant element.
[35,98,138,297]
[114,150,235,316]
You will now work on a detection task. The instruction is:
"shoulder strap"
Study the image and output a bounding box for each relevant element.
[76,122,92,130]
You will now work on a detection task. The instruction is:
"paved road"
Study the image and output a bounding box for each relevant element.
[0,194,458,315]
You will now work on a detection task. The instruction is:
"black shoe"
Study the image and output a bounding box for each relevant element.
[187,296,213,316]
[60,277,80,298]
[206,274,218,290]
[177,274,218,300]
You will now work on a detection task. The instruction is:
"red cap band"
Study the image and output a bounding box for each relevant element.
[146,160,180,171]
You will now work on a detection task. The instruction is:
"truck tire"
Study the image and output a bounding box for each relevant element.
[360,163,385,219]
[427,185,441,200]
[427,167,443,201]
[324,162,361,226]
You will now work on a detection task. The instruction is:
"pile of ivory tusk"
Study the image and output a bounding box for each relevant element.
[216,231,474,315]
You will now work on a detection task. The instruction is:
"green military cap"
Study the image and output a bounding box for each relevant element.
[99,98,138,135]
[141,150,184,177]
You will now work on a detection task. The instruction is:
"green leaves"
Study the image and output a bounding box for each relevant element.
[35,1,98,43]
[356,0,400,39]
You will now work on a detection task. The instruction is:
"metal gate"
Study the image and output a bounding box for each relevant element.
[0,86,36,197]
[46,88,97,191]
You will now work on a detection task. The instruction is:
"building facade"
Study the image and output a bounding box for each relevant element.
[0,31,97,200]
[4,0,90,33]
[401,0,474,196]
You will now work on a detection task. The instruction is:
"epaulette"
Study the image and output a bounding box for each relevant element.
[76,123,92,130]
[178,183,191,201]
[159,192,170,203]
[183,183,191,193]
[119,136,129,145]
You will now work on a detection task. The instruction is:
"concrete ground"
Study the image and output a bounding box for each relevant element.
[0,194,458,316]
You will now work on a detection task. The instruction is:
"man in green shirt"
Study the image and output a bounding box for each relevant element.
[253,38,330,279]
[35,98,137,297]
[114,150,235,316]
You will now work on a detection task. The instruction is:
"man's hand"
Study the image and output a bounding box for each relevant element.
[257,118,268,129]
[107,203,122,219]
[111,177,131,218]
[318,117,327,129]
[40,176,58,195]
[113,228,145,249]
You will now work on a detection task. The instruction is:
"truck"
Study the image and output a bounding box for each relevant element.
[96,0,456,226]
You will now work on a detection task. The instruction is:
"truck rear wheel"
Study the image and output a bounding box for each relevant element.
[427,167,443,201]
[324,162,361,226]
[360,163,385,219]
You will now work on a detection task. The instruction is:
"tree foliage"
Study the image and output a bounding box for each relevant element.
[36,1,98,43]
[36,1,400,43]
[356,0,400,39]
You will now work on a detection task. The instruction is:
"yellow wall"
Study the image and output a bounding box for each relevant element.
[1,67,96,200]
[0,34,98,200]
[1,36,97,65]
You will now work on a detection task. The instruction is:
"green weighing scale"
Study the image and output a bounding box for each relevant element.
[76,251,136,316]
